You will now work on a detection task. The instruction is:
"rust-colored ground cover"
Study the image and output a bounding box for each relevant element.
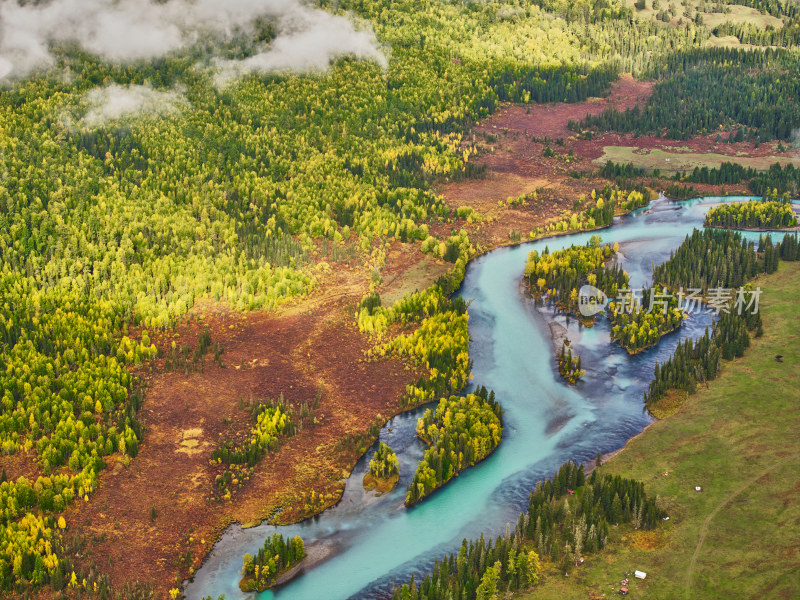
[483,74,653,140]
[438,74,794,249]
[62,269,415,595]
[439,75,654,248]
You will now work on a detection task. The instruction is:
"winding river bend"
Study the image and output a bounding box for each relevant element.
[186,195,788,600]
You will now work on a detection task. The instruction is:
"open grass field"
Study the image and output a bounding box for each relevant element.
[517,261,800,599]
[379,245,452,306]
[697,3,784,29]
[704,33,752,47]
[627,0,784,31]
[624,0,784,49]
[594,145,800,174]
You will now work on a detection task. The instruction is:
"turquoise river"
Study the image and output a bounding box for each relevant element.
[185,195,795,599]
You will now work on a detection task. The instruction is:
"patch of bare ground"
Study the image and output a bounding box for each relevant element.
[482,74,653,140]
[439,76,654,247]
[379,243,452,305]
[624,528,668,551]
[64,265,418,597]
[0,449,41,483]
[439,74,798,248]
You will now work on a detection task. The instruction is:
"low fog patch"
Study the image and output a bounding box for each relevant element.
[80,84,187,126]
[0,0,386,82]
[214,4,386,86]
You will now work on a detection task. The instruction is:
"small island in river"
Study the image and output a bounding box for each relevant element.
[405,387,503,506]
[363,442,400,494]
[704,198,798,230]
[240,533,306,592]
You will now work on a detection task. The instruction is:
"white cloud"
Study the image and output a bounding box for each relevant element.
[81,84,187,126]
[496,6,524,20]
[0,0,385,82]
[214,3,387,85]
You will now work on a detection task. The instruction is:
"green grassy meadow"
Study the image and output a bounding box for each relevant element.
[519,262,800,599]
[594,146,800,174]
[625,0,784,40]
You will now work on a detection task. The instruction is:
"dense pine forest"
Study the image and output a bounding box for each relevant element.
[652,228,761,291]
[573,48,800,141]
[644,232,800,408]
[681,163,800,197]
[602,160,800,199]
[393,461,665,600]
[664,183,707,201]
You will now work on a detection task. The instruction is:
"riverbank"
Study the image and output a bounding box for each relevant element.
[585,421,656,475]
[705,223,800,233]
[517,261,800,599]
[239,539,334,592]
